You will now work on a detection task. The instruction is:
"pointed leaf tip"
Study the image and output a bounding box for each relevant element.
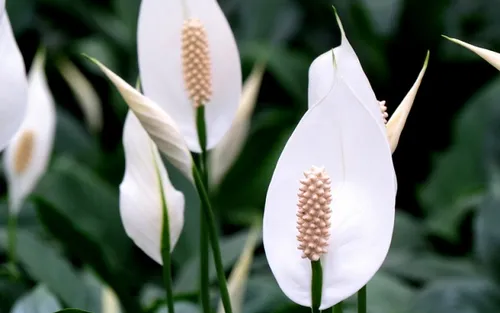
[387,52,429,153]
[441,36,500,71]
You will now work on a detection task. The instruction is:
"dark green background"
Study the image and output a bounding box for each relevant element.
[2,0,500,312]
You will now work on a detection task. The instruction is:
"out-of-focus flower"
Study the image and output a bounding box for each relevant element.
[87,57,194,182]
[264,11,398,309]
[137,0,242,152]
[3,50,56,214]
[120,111,185,264]
[0,4,28,151]
[57,57,103,133]
[209,63,266,186]
[442,35,500,70]
[308,11,428,154]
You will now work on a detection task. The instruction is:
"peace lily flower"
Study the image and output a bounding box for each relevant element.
[3,50,56,214]
[308,11,428,154]
[442,35,500,70]
[120,110,185,264]
[263,10,428,309]
[138,0,242,152]
[0,3,28,151]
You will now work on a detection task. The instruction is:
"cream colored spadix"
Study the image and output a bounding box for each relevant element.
[209,63,266,186]
[138,0,242,152]
[264,10,397,309]
[387,51,429,153]
[57,57,103,133]
[3,50,56,214]
[443,35,500,71]
[0,8,28,151]
[120,111,185,264]
[86,57,194,182]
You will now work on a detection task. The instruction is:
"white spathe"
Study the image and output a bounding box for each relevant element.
[138,0,242,152]
[310,10,428,154]
[120,111,185,264]
[0,8,28,151]
[87,57,194,182]
[264,41,397,310]
[3,50,56,214]
[209,63,265,186]
[443,35,500,71]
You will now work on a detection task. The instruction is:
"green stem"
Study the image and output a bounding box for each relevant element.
[311,260,323,313]
[196,106,212,313]
[357,285,366,313]
[333,302,343,313]
[154,145,175,313]
[192,166,233,313]
[7,212,17,267]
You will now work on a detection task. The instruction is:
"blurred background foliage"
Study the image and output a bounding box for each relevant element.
[1,0,500,312]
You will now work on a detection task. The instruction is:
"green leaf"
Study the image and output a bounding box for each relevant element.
[54,310,93,313]
[390,211,428,252]
[361,272,414,313]
[156,302,200,313]
[419,76,500,241]
[33,157,142,312]
[174,230,262,294]
[5,230,96,309]
[411,278,500,313]
[475,193,500,282]
[359,0,403,36]
[11,285,62,313]
[6,0,36,34]
[244,274,290,313]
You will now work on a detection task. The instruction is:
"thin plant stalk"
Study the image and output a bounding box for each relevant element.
[357,285,366,313]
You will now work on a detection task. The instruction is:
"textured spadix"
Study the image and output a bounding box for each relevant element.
[443,35,500,71]
[120,111,185,264]
[87,57,194,182]
[264,37,396,310]
[3,50,56,214]
[138,0,242,152]
[0,8,28,151]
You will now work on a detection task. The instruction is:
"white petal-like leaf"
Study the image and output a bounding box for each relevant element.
[138,0,242,152]
[87,57,194,182]
[444,35,500,71]
[387,51,429,153]
[57,57,103,133]
[0,11,28,151]
[264,53,396,309]
[209,63,265,186]
[3,50,56,214]
[217,223,261,313]
[120,111,185,264]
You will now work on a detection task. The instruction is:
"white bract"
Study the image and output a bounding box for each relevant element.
[120,111,185,264]
[88,57,194,182]
[308,12,428,154]
[3,50,56,214]
[138,0,242,152]
[264,11,400,309]
[0,4,28,151]
[443,35,500,71]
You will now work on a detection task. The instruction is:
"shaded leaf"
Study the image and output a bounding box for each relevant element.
[11,285,62,313]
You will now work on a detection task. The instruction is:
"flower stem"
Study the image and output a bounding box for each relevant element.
[196,106,212,313]
[154,144,175,313]
[192,166,233,313]
[357,285,366,313]
[332,302,343,313]
[7,212,17,267]
[311,260,323,313]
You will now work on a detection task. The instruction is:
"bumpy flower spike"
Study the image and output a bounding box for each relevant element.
[379,101,388,124]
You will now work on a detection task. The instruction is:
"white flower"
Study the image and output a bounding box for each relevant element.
[87,57,194,182]
[137,0,242,152]
[3,50,56,214]
[0,6,28,151]
[443,35,500,71]
[209,63,266,186]
[263,11,398,309]
[119,111,185,264]
[308,11,428,154]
